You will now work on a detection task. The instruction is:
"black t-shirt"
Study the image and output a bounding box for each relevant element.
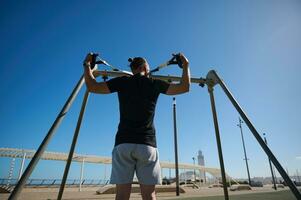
[106,73,170,147]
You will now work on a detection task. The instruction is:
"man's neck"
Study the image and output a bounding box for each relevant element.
[133,71,146,76]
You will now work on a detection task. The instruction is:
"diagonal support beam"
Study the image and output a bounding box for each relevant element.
[207,85,229,200]
[9,75,85,200]
[208,70,301,200]
[57,90,90,200]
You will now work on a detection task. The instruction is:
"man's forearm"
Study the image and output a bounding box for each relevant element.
[180,65,191,91]
[84,66,97,91]
[165,53,191,95]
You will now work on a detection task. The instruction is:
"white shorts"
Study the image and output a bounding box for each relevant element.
[110,143,161,185]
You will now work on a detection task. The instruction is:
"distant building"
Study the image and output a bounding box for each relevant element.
[198,150,205,166]
[197,150,206,182]
[179,150,206,183]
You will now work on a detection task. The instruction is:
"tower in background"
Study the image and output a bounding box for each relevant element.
[198,150,206,182]
[198,150,205,166]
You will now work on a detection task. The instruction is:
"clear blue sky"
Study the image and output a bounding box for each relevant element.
[0,0,300,180]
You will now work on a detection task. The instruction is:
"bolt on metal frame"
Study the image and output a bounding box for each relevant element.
[8,70,301,200]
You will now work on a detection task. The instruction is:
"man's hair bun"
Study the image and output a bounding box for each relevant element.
[128,58,133,63]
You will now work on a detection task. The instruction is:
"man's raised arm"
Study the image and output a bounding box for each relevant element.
[165,53,191,95]
[83,53,111,94]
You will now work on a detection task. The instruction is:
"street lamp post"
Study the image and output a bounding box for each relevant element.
[169,159,171,179]
[192,157,196,182]
[296,169,301,183]
[172,97,180,196]
[237,117,252,185]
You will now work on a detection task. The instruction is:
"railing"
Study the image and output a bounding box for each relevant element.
[0,178,108,188]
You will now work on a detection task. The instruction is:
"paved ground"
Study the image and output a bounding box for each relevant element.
[0,185,299,200]
[166,190,297,200]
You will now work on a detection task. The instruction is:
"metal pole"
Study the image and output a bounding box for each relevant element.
[169,159,171,179]
[172,97,180,196]
[210,70,301,199]
[57,90,90,200]
[208,86,229,200]
[94,70,205,83]
[272,165,278,184]
[237,118,252,185]
[18,152,26,180]
[79,158,85,192]
[104,164,107,182]
[9,75,85,200]
[263,133,277,190]
[192,157,196,182]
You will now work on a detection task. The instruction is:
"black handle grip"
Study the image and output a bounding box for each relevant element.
[167,54,183,68]
[90,53,99,70]
[150,68,160,73]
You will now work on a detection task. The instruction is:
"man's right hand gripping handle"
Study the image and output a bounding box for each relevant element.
[165,53,191,95]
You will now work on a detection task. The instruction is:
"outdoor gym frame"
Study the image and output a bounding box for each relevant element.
[8,70,301,200]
